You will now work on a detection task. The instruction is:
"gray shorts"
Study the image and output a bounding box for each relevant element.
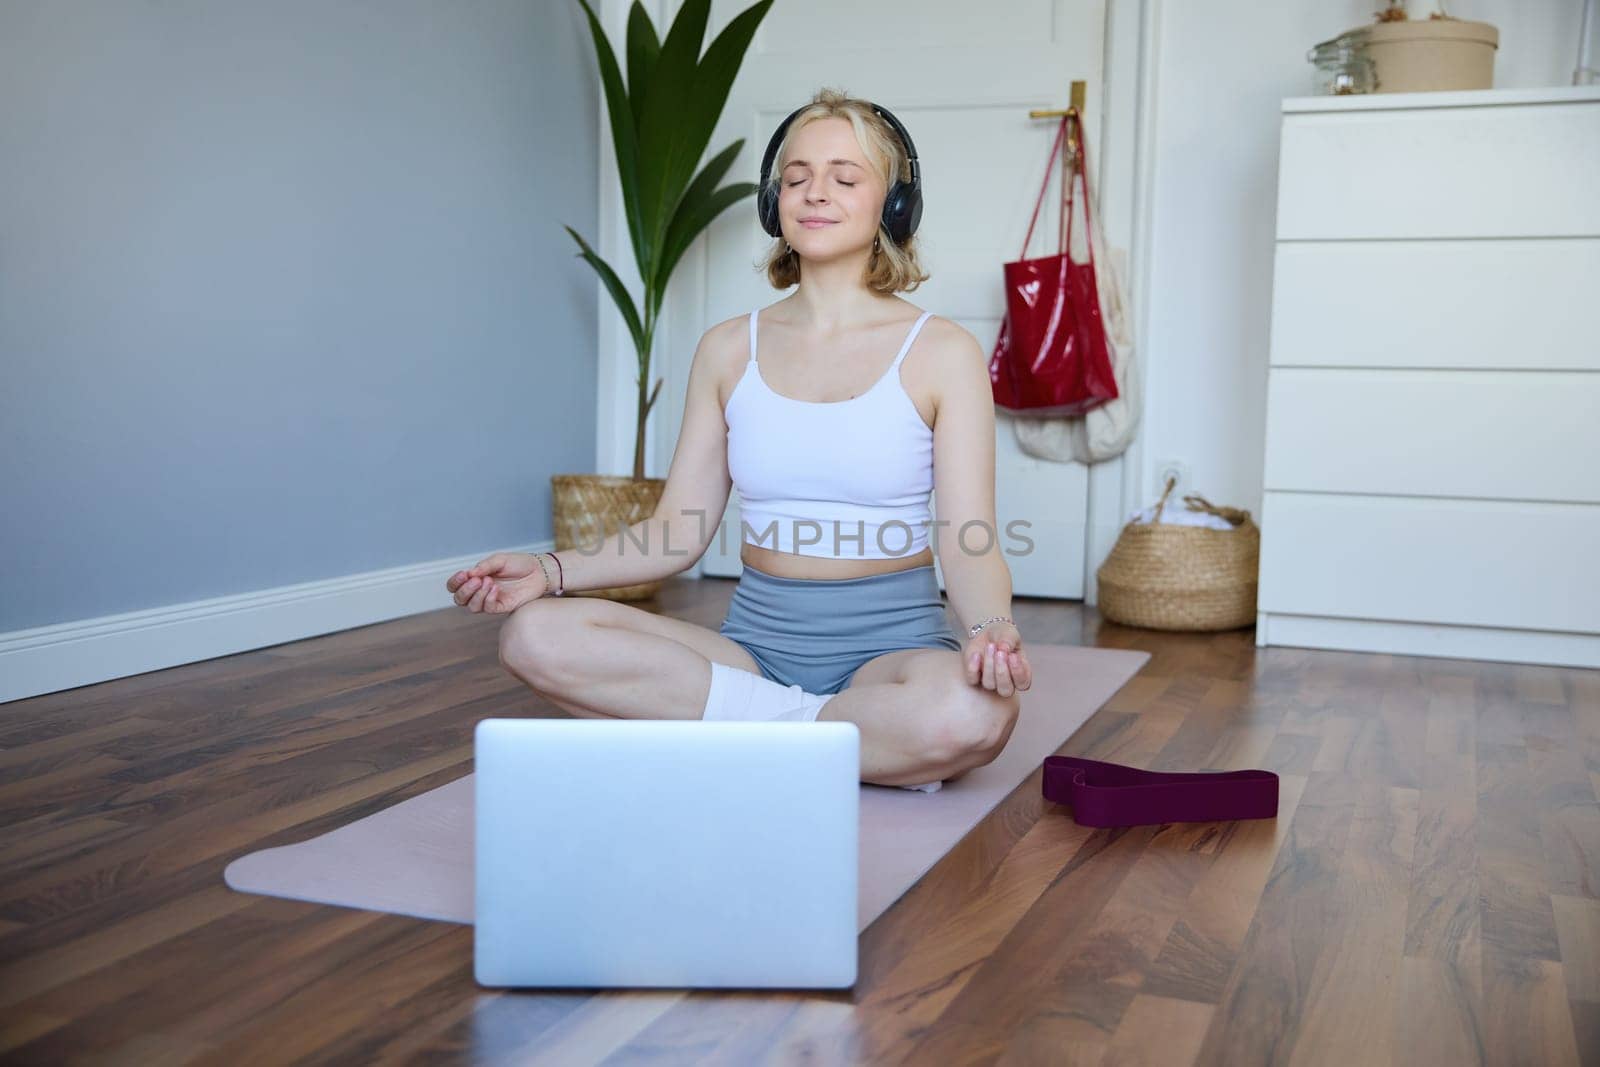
[718,560,963,695]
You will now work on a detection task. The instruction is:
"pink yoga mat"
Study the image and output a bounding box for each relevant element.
[224,645,1151,931]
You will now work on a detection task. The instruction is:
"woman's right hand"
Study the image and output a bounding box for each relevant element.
[445,552,548,614]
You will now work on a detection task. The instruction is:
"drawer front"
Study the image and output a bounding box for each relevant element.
[1257,491,1600,633]
[1276,101,1600,239]
[1269,238,1600,370]
[1262,368,1600,502]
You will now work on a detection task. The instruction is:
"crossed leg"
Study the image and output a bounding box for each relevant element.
[496,597,1019,786]
[820,647,1022,786]
[496,595,761,721]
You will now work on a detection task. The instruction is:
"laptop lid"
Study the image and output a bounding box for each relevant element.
[474,718,859,990]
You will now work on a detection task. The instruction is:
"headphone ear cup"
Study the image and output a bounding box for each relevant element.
[757,180,780,237]
[880,181,922,245]
[880,183,904,244]
[870,101,921,245]
[902,187,923,241]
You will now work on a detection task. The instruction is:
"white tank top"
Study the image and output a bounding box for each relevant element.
[725,308,937,559]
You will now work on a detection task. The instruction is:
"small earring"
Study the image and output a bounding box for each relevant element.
[784,240,792,253]
[873,234,881,253]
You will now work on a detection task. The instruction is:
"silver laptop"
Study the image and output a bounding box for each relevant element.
[474,717,860,989]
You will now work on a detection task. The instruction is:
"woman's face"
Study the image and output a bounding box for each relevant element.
[777,117,885,260]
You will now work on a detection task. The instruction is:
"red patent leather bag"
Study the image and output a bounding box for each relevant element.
[989,113,1118,417]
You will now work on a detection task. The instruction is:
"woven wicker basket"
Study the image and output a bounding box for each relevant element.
[550,474,667,602]
[1096,476,1260,632]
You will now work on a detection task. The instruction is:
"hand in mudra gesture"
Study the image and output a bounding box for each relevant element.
[964,620,1031,698]
[445,552,548,614]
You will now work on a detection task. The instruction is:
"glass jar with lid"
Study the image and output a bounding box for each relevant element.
[1307,30,1377,94]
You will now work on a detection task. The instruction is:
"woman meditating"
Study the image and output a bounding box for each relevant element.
[446,87,1033,791]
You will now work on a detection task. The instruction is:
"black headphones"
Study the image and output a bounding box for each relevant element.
[757,101,922,245]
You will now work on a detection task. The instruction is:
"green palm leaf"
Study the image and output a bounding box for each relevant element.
[568,0,774,480]
[563,225,645,358]
[632,0,710,267]
[624,2,660,133]
[573,0,646,271]
[648,137,746,293]
[658,182,757,297]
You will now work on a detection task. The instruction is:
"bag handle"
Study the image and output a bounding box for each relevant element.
[1064,114,1098,268]
[1182,493,1251,527]
[1152,474,1179,523]
[1151,480,1252,528]
[1019,111,1101,270]
[1018,114,1071,259]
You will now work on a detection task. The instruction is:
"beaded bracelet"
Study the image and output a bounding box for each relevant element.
[967,615,1014,638]
[534,552,565,597]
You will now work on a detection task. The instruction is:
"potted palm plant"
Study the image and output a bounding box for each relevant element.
[556,0,773,600]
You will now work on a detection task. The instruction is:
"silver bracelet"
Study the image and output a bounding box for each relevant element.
[967,615,1014,638]
[534,552,564,597]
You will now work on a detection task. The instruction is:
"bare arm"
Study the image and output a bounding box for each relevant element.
[929,322,1032,694]
[930,323,1012,633]
[552,324,735,593]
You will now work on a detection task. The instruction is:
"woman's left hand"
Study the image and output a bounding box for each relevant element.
[963,621,1032,697]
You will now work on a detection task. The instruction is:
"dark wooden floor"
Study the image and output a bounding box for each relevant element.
[1,573,1597,1065]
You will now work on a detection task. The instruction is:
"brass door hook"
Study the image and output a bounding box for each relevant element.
[1028,80,1086,158]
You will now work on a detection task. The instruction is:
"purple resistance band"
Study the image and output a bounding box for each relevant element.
[1041,756,1279,828]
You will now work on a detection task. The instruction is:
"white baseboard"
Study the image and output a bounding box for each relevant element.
[0,540,553,706]
[1256,611,1600,669]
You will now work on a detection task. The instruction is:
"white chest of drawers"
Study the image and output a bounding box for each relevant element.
[1255,85,1600,669]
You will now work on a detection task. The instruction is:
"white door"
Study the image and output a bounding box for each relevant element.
[638,0,1105,597]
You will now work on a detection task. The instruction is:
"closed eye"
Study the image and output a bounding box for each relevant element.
[787,180,856,187]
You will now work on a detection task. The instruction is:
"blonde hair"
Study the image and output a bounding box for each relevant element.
[757,87,931,294]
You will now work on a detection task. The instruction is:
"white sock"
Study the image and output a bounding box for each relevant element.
[702,663,938,790]
[701,661,835,723]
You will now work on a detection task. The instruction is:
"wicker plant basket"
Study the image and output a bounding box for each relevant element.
[550,474,668,602]
[1096,476,1260,632]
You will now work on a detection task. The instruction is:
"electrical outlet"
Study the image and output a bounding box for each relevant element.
[1153,459,1190,497]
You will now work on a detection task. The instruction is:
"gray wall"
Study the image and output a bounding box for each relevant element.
[0,1,599,632]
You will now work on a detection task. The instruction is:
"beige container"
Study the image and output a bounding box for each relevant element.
[1364,18,1499,93]
[1095,480,1260,633]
